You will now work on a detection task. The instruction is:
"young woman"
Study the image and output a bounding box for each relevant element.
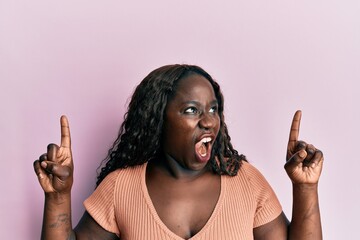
[34,64,323,239]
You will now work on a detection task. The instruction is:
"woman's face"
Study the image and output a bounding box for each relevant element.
[162,74,220,171]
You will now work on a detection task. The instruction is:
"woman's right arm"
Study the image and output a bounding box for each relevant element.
[33,116,118,240]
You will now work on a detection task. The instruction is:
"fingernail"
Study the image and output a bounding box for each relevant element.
[41,161,47,168]
[299,150,307,158]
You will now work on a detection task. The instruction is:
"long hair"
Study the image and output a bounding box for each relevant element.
[96,64,246,186]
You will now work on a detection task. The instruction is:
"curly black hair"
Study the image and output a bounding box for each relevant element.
[96,64,246,186]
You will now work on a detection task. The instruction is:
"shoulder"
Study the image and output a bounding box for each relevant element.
[238,162,283,227]
[240,160,262,173]
[86,164,146,209]
[241,161,272,188]
[228,161,277,200]
[223,161,270,197]
[234,160,267,182]
[97,164,146,190]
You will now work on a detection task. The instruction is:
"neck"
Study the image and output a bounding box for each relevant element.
[149,154,213,181]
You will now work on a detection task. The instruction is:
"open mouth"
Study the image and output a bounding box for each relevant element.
[195,137,212,158]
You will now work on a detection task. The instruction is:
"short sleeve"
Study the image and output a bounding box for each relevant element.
[84,170,120,235]
[242,162,283,228]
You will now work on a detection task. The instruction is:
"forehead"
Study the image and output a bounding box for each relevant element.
[171,74,216,101]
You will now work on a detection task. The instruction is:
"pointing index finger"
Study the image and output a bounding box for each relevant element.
[60,115,71,148]
[288,110,302,150]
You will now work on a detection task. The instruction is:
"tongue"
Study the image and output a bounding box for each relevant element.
[195,142,207,157]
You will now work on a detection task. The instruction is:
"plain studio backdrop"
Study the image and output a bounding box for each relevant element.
[1,0,359,239]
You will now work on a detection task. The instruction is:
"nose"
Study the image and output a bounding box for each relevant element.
[199,112,217,130]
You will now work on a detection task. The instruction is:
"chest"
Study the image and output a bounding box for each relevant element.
[113,165,260,239]
[146,174,221,239]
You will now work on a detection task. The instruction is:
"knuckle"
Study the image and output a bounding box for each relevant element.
[317,149,324,157]
[39,154,47,162]
[62,170,71,178]
[46,163,56,173]
[33,160,39,166]
[306,146,316,155]
[296,141,307,149]
[47,143,58,151]
[33,161,41,173]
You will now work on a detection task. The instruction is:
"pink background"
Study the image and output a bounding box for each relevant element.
[1,1,359,239]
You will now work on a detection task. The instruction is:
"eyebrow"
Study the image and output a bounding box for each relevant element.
[183,100,218,105]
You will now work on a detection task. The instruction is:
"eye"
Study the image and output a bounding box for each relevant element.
[184,107,198,114]
[209,106,218,113]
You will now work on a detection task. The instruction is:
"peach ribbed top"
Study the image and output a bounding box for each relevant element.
[84,161,282,240]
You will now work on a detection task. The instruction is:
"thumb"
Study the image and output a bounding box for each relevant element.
[285,149,307,169]
[40,161,72,180]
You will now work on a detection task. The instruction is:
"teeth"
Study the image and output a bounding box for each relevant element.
[199,144,207,156]
[201,137,212,143]
[196,137,212,157]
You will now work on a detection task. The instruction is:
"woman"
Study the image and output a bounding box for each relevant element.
[33,64,324,239]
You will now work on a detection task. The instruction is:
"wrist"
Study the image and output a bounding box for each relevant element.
[292,183,319,198]
[45,192,71,205]
[292,182,318,190]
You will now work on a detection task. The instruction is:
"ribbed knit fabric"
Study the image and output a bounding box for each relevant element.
[84,161,282,240]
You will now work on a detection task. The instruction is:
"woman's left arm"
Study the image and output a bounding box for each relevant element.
[254,110,324,240]
[285,110,324,239]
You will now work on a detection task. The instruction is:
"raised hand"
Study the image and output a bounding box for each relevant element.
[33,116,74,194]
[284,110,324,185]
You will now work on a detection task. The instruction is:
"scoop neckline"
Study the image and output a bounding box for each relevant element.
[140,162,226,240]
